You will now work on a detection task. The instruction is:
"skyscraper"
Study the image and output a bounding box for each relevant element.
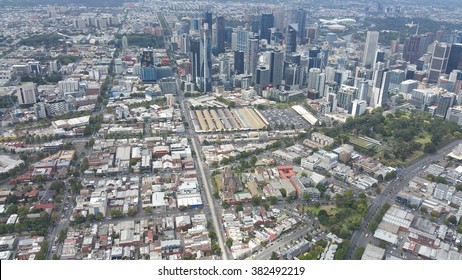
[260,13,274,43]
[216,16,225,54]
[255,66,270,95]
[337,85,358,112]
[363,31,379,66]
[372,68,390,108]
[247,38,259,79]
[180,34,190,54]
[403,36,421,64]
[388,69,405,92]
[234,51,245,75]
[200,23,213,92]
[308,68,322,91]
[428,42,451,83]
[287,9,306,44]
[235,28,249,52]
[269,50,284,87]
[202,11,212,30]
[190,37,201,85]
[272,9,285,31]
[435,93,456,118]
[307,24,318,44]
[446,43,462,74]
[285,24,297,57]
[219,55,230,80]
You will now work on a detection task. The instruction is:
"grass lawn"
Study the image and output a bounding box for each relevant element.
[341,213,363,232]
[414,132,432,145]
[302,204,338,216]
[349,135,386,152]
[213,174,223,191]
[348,136,372,148]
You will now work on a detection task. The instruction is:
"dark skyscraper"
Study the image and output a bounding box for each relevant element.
[234,51,245,75]
[375,50,385,63]
[251,19,260,34]
[285,24,297,57]
[270,50,283,87]
[202,11,212,30]
[297,9,307,44]
[260,13,274,43]
[446,43,462,74]
[255,66,270,94]
[403,36,421,64]
[287,9,307,44]
[216,16,225,54]
[190,37,201,85]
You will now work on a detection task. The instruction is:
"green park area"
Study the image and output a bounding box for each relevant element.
[324,108,462,166]
[297,190,368,259]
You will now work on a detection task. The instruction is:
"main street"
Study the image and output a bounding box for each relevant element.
[157,11,229,259]
[346,139,461,259]
[176,78,229,259]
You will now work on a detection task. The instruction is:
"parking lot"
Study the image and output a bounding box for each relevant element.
[260,108,310,130]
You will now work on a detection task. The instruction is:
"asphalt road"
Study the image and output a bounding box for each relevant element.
[346,139,461,259]
[171,65,229,260]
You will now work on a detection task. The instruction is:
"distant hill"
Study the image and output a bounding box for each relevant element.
[0,0,138,7]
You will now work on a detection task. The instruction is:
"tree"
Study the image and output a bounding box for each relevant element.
[354,246,365,260]
[384,171,397,181]
[87,214,95,222]
[424,142,437,154]
[447,215,457,225]
[88,137,95,147]
[5,200,20,214]
[293,157,302,165]
[74,214,86,224]
[269,196,278,205]
[109,210,124,219]
[236,203,243,212]
[95,213,104,220]
[435,176,447,184]
[251,196,261,206]
[127,208,137,216]
[50,180,65,192]
[280,188,287,198]
[226,237,233,248]
[270,251,279,260]
[80,157,89,172]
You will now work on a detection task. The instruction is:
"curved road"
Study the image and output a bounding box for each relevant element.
[346,139,461,259]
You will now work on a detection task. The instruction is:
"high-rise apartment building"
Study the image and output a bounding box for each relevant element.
[363,31,379,66]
